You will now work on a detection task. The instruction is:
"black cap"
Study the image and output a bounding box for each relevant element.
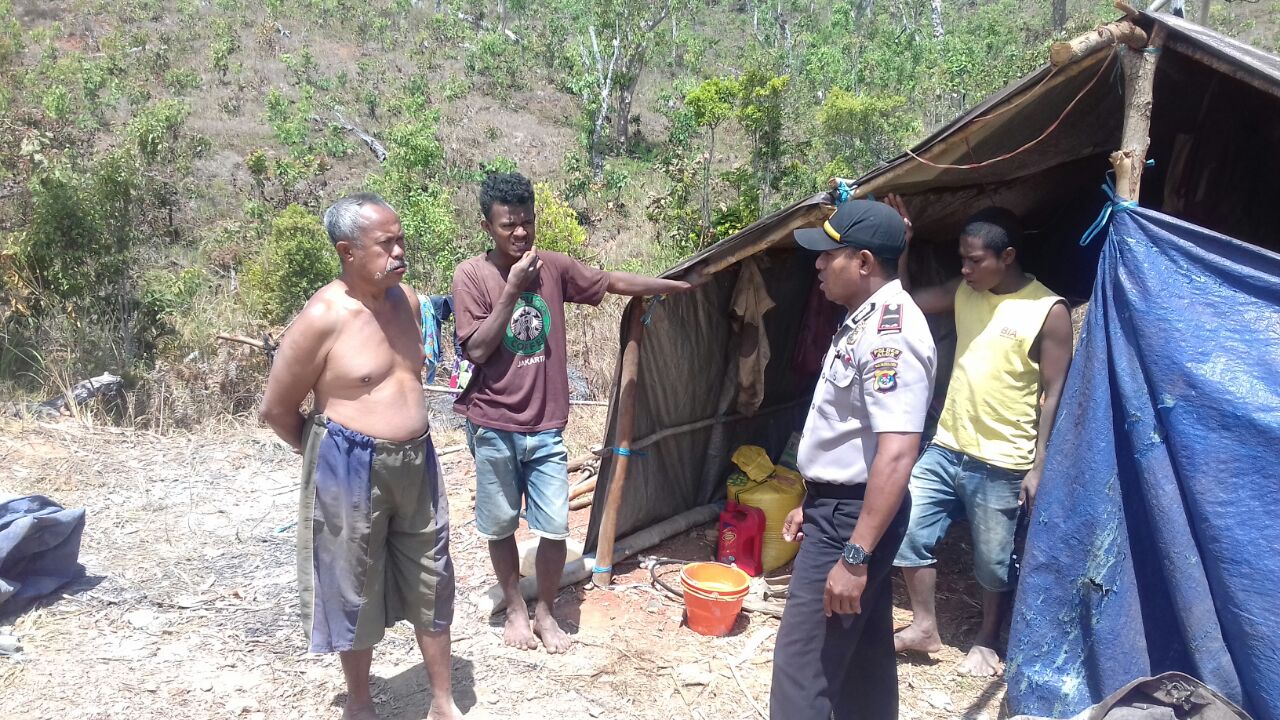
[794,200,907,259]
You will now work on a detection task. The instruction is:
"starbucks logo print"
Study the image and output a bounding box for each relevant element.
[511,306,543,341]
[504,293,550,356]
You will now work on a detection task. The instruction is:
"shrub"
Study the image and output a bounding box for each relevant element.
[533,183,588,260]
[127,99,192,164]
[245,205,337,323]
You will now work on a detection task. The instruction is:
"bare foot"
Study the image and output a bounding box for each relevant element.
[342,701,380,720]
[503,605,538,650]
[894,623,943,654]
[426,698,462,720]
[958,644,1003,676]
[533,607,572,654]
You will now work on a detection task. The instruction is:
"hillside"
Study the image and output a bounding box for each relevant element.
[2,0,1279,425]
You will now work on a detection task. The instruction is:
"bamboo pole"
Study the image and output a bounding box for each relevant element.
[1110,27,1165,201]
[630,396,812,452]
[1049,19,1147,67]
[569,475,597,500]
[591,299,647,587]
[422,384,608,406]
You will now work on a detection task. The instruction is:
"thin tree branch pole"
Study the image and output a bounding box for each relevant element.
[421,384,608,406]
[1049,19,1147,67]
[1110,27,1165,202]
[216,333,265,349]
[592,300,647,588]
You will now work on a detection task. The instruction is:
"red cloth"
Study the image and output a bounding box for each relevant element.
[791,276,845,376]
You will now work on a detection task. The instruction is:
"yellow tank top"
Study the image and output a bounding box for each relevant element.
[933,277,1063,470]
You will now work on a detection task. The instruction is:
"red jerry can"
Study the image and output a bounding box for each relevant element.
[718,501,765,577]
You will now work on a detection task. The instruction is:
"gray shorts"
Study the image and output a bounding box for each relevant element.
[297,415,455,653]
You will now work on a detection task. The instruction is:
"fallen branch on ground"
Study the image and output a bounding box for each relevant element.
[332,111,388,162]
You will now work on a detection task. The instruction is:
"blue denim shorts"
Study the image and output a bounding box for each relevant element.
[893,444,1025,592]
[465,421,570,541]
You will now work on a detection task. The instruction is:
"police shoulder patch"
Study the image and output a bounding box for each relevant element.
[877,303,903,334]
[873,366,899,393]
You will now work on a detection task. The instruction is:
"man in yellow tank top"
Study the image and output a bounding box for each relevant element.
[884,198,1074,676]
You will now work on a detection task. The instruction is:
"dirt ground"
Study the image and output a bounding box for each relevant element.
[0,415,1008,720]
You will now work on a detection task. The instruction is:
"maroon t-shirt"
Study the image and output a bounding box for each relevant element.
[451,250,609,432]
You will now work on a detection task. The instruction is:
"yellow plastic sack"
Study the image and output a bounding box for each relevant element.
[737,466,806,572]
[731,445,774,482]
[726,469,761,503]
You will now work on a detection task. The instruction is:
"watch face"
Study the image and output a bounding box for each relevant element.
[843,544,868,565]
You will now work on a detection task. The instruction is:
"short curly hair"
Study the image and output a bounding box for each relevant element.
[961,207,1023,256]
[479,172,535,220]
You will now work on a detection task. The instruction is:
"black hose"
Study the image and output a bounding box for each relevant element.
[649,558,686,599]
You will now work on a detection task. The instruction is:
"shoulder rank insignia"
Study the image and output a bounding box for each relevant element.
[850,302,876,326]
[877,303,903,334]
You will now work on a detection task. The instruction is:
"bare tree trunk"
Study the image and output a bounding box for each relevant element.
[702,126,715,232]
[1051,0,1067,33]
[614,74,640,151]
[1197,0,1211,26]
[930,0,945,37]
[588,27,620,180]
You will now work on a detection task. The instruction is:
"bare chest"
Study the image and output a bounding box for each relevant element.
[321,304,424,391]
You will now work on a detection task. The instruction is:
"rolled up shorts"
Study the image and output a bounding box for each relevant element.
[893,443,1025,592]
[465,421,570,541]
[297,414,455,654]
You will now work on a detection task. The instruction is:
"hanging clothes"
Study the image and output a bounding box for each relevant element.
[728,257,776,416]
[418,294,453,385]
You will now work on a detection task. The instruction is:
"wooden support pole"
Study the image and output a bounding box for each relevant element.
[1110,28,1165,202]
[591,299,647,587]
[1050,19,1147,67]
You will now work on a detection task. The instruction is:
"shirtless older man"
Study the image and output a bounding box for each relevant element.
[260,193,459,720]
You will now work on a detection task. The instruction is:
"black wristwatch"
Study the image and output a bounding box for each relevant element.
[841,543,872,566]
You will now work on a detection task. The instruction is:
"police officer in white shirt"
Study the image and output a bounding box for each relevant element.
[770,200,937,720]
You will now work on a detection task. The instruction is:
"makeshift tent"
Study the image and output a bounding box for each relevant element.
[582,8,1280,717]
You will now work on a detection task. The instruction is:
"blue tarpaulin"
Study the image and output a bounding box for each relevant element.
[0,495,85,618]
[1007,207,1280,719]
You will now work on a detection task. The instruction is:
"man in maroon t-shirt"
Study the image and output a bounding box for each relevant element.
[452,172,698,653]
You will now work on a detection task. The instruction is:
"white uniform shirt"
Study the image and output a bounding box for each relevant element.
[797,280,938,486]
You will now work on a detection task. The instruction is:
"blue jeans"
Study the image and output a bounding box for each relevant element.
[893,444,1025,592]
[465,421,570,541]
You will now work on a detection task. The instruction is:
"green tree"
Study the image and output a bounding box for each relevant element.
[685,76,738,235]
[816,89,919,180]
[735,68,789,208]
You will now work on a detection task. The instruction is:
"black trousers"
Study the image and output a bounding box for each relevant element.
[770,484,911,720]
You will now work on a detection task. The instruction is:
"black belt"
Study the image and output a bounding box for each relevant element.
[805,482,866,500]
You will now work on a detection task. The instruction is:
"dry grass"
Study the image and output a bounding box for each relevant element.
[1,417,1009,720]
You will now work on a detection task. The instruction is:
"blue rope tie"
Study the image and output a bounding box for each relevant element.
[592,565,613,574]
[641,295,665,326]
[1079,161,1152,246]
[606,446,646,457]
[833,180,854,204]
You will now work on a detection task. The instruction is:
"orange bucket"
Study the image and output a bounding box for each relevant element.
[680,562,750,636]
